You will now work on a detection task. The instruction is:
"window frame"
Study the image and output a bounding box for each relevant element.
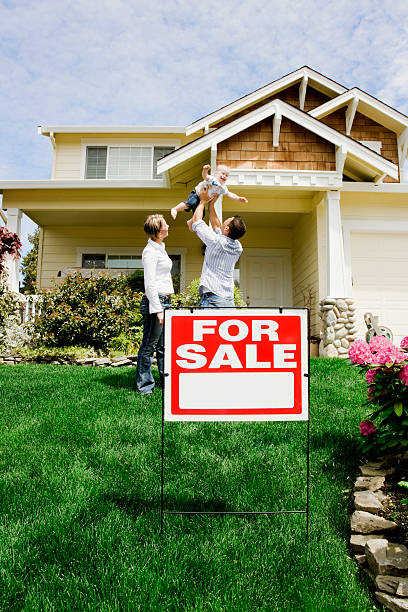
[80,138,179,181]
[77,246,187,290]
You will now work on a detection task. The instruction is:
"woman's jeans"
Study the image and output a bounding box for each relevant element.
[199,292,235,308]
[136,295,172,395]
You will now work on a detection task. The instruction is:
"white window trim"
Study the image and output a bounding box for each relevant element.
[342,218,408,295]
[76,246,187,290]
[80,138,180,180]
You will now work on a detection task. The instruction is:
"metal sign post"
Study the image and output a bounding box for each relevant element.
[161,307,310,536]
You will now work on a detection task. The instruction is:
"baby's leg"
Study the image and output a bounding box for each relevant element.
[187,218,194,232]
[171,202,188,220]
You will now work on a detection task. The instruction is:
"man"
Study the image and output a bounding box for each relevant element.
[191,187,246,308]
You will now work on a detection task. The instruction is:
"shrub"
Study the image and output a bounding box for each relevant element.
[33,273,143,351]
[172,278,247,308]
[349,335,408,454]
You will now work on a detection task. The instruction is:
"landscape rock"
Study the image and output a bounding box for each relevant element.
[350,534,386,553]
[337,299,348,311]
[366,540,408,576]
[354,490,383,514]
[355,554,366,565]
[376,575,408,596]
[111,359,133,367]
[94,358,111,366]
[351,511,398,534]
[353,475,385,492]
[376,592,408,611]
[359,464,395,477]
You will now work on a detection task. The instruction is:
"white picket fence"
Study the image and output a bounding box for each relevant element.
[20,294,42,323]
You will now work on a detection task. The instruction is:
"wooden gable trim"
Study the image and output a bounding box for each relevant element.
[158,99,398,180]
[185,66,347,136]
[310,88,408,134]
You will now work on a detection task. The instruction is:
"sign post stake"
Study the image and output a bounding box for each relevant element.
[161,307,310,536]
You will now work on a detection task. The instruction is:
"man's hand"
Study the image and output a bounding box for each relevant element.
[238,196,248,203]
[198,184,217,205]
[203,164,211,172]
[157,311,164,325]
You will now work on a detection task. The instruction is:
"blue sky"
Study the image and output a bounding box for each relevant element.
[1,0,408,256]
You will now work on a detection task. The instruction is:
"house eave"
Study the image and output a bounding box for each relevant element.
[185,66,347,136]
[0,179,169,194]
[38,126,186,136]
[159,99,399,180]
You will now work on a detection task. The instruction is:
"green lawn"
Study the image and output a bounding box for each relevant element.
[0,360,377,611]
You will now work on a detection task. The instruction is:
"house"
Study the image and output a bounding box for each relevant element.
[1,66,408,355]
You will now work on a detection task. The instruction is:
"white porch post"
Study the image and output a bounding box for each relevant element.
[319,191,357,358]
[4,208,22,293]
[325,191,347,298]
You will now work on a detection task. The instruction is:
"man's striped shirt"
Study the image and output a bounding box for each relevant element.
[192,219,242,299]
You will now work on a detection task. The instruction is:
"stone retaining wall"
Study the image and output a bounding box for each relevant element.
[319,297,357,358]
[0,354,140,367]
[351,458,408,611]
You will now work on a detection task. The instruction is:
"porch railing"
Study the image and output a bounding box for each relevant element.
[20,295,42,323]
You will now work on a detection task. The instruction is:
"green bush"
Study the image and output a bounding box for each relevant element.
[34,274,143,351]
[172,278,247,308]
[17,345,100,362]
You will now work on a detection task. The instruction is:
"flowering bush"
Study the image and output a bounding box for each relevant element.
[349,336,408,453]
[401,337,408,352]
[33,273,143,351]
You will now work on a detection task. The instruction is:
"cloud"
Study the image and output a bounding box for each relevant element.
[1,0,408,252]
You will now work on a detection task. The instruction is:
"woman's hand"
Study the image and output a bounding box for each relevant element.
[157,311,164,325]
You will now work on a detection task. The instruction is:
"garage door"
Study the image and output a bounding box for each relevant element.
[351,232,408,346]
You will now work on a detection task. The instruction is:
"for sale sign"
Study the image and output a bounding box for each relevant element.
[164,308,308,422]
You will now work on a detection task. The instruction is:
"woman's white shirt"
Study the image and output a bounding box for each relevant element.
[142,238,174,313]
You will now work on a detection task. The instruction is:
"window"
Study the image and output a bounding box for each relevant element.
[85,146,175,180]
[80,252,181,292]
[82,253,106,269]
[107,255,143,269]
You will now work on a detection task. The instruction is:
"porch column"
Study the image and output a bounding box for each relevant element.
[325,191,347,297]
[4,208,22,293]
[319,191,357,358]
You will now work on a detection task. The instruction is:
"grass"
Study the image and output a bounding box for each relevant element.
[0,359,379,611]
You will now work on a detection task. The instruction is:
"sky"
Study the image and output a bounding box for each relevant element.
[1,0,408,258]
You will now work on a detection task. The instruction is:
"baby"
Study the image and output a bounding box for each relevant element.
[171,164,248,231]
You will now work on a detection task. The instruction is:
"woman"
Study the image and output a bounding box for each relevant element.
[136,214,173,395]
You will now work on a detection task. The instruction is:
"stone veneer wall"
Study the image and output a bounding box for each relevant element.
[319,297,357,358]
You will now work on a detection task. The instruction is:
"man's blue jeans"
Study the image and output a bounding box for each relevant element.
[136,295,172,395]
[199,292,235,308]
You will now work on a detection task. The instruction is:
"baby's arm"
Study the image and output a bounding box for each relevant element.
[202,164,211,181]
[225,191,248,204]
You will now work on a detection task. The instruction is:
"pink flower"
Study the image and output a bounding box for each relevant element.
[365,368,379,384]
[401,337,408,351]
[369,335,393,353]
[373,345,407,365]
[360,420,377,437]
[400,365,408,386]
[349,340,371,364]
[367,385,375,401]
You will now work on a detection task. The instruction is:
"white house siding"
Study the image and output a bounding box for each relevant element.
[292,209,319,336]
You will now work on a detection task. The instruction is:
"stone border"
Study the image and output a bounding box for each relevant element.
[350,459,408,610]
[0,354,140,367]
[319,298,357,358]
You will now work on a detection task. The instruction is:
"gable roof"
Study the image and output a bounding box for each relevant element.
[158,98,398,181]
[185,66,347,136]
[309,88,408,134]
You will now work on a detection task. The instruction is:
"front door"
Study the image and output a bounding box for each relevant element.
[241,249,292,307]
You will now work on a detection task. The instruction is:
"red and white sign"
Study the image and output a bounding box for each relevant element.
[164,308,308,422]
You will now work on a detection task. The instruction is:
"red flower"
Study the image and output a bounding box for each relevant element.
[360,420,377,437]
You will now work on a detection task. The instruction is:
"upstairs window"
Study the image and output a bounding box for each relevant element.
[85,145,175,179]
